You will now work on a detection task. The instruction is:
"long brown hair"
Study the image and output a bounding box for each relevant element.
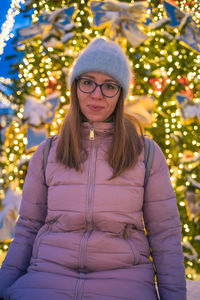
[56,80,144,179]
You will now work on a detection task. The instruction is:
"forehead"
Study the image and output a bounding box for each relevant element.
[81,72,117,82]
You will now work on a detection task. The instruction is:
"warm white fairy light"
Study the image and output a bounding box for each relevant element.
[0,77,12,85]
[0,0,25,56]
[0,92,9,106]
[0,77,13,105]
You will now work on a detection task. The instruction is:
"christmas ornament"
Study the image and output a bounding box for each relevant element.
[177,77,194,99]
[23,93,59,127]
[179,88,194,99]
[125,95,154,126]
[0,103,15,144]
[176,93,200,123]
[0,184,21,241]
[47,75,63,94]
[163,0,200,53]
[44,93,60,124]
[149,77,168,93]
[180,150,200,164]
[185,191,200,222]
[17,6,75,48]
[23,93,59,149]
[180,149,200,172]
[27,127,48,150]
[187,175,200,189]
[90,0,149,47]
[25,0,33,5]
[182,238,198,261]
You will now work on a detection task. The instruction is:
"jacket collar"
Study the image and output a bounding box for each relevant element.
[81,121,114,140]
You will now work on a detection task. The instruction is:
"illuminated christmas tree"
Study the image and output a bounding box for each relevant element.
[0,0,200,280]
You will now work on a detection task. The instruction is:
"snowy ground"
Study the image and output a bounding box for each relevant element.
[187,280,200,300]
[155,280,200,299]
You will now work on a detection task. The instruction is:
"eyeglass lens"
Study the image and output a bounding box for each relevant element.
[77,78,120,98]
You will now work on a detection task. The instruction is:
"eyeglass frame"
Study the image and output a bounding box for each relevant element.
[76,77,121,98]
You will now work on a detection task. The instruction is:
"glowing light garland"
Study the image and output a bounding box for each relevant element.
[0,77,12,106]
[0,0,25,57]
[0,92,11,107]
[0,77,12,85]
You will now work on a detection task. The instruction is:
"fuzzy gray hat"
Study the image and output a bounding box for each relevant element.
[69,38,131,99]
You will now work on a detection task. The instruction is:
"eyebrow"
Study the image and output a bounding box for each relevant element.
[82,74,118,84]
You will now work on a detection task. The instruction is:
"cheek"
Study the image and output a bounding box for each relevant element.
[109,98,119,113]
[77,89,82,103]
[77,90,85,109]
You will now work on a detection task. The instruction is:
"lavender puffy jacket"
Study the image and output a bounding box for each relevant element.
[0,122,186,300]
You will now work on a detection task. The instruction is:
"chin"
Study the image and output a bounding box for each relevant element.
[86,115,106,123]
[88,118,104,123]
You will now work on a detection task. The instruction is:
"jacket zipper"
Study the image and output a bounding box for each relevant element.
[78,135,97,270]
[86,132,97,225]
[89,127,95,140]
[78,229,93,272]
[75,230,92,300]
[75,126,97,300]
[74,272,86,300]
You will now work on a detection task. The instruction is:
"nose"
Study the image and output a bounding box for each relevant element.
[91,85,103,99]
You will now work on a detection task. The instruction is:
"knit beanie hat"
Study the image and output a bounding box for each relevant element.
[69,38,131,99]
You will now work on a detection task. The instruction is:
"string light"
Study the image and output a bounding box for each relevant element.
[0,0,25,56]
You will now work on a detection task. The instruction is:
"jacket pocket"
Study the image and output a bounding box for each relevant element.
[139,250,151,264]
[123,224,140,265]
[125,238,140,265]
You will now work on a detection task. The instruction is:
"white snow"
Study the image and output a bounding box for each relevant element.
[187,280,200,300]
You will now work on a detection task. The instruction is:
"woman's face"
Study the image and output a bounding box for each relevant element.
[77,72,121,123]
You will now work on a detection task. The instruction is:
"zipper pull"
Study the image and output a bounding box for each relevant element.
[89,127,95,140]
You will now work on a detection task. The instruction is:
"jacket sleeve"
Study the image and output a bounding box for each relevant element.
[143,141,186,300]
[0,140,47,297]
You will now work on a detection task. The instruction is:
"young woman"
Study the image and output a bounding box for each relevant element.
[0,38,186,300]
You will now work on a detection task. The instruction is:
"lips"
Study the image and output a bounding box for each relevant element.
[87,105,104,112]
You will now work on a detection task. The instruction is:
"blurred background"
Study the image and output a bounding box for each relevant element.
[0,0,200,284]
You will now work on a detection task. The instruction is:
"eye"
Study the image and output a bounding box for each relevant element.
[81,78,93,86]
[104,83,117,90]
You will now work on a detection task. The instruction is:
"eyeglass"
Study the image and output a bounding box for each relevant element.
[77,77,121,98]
